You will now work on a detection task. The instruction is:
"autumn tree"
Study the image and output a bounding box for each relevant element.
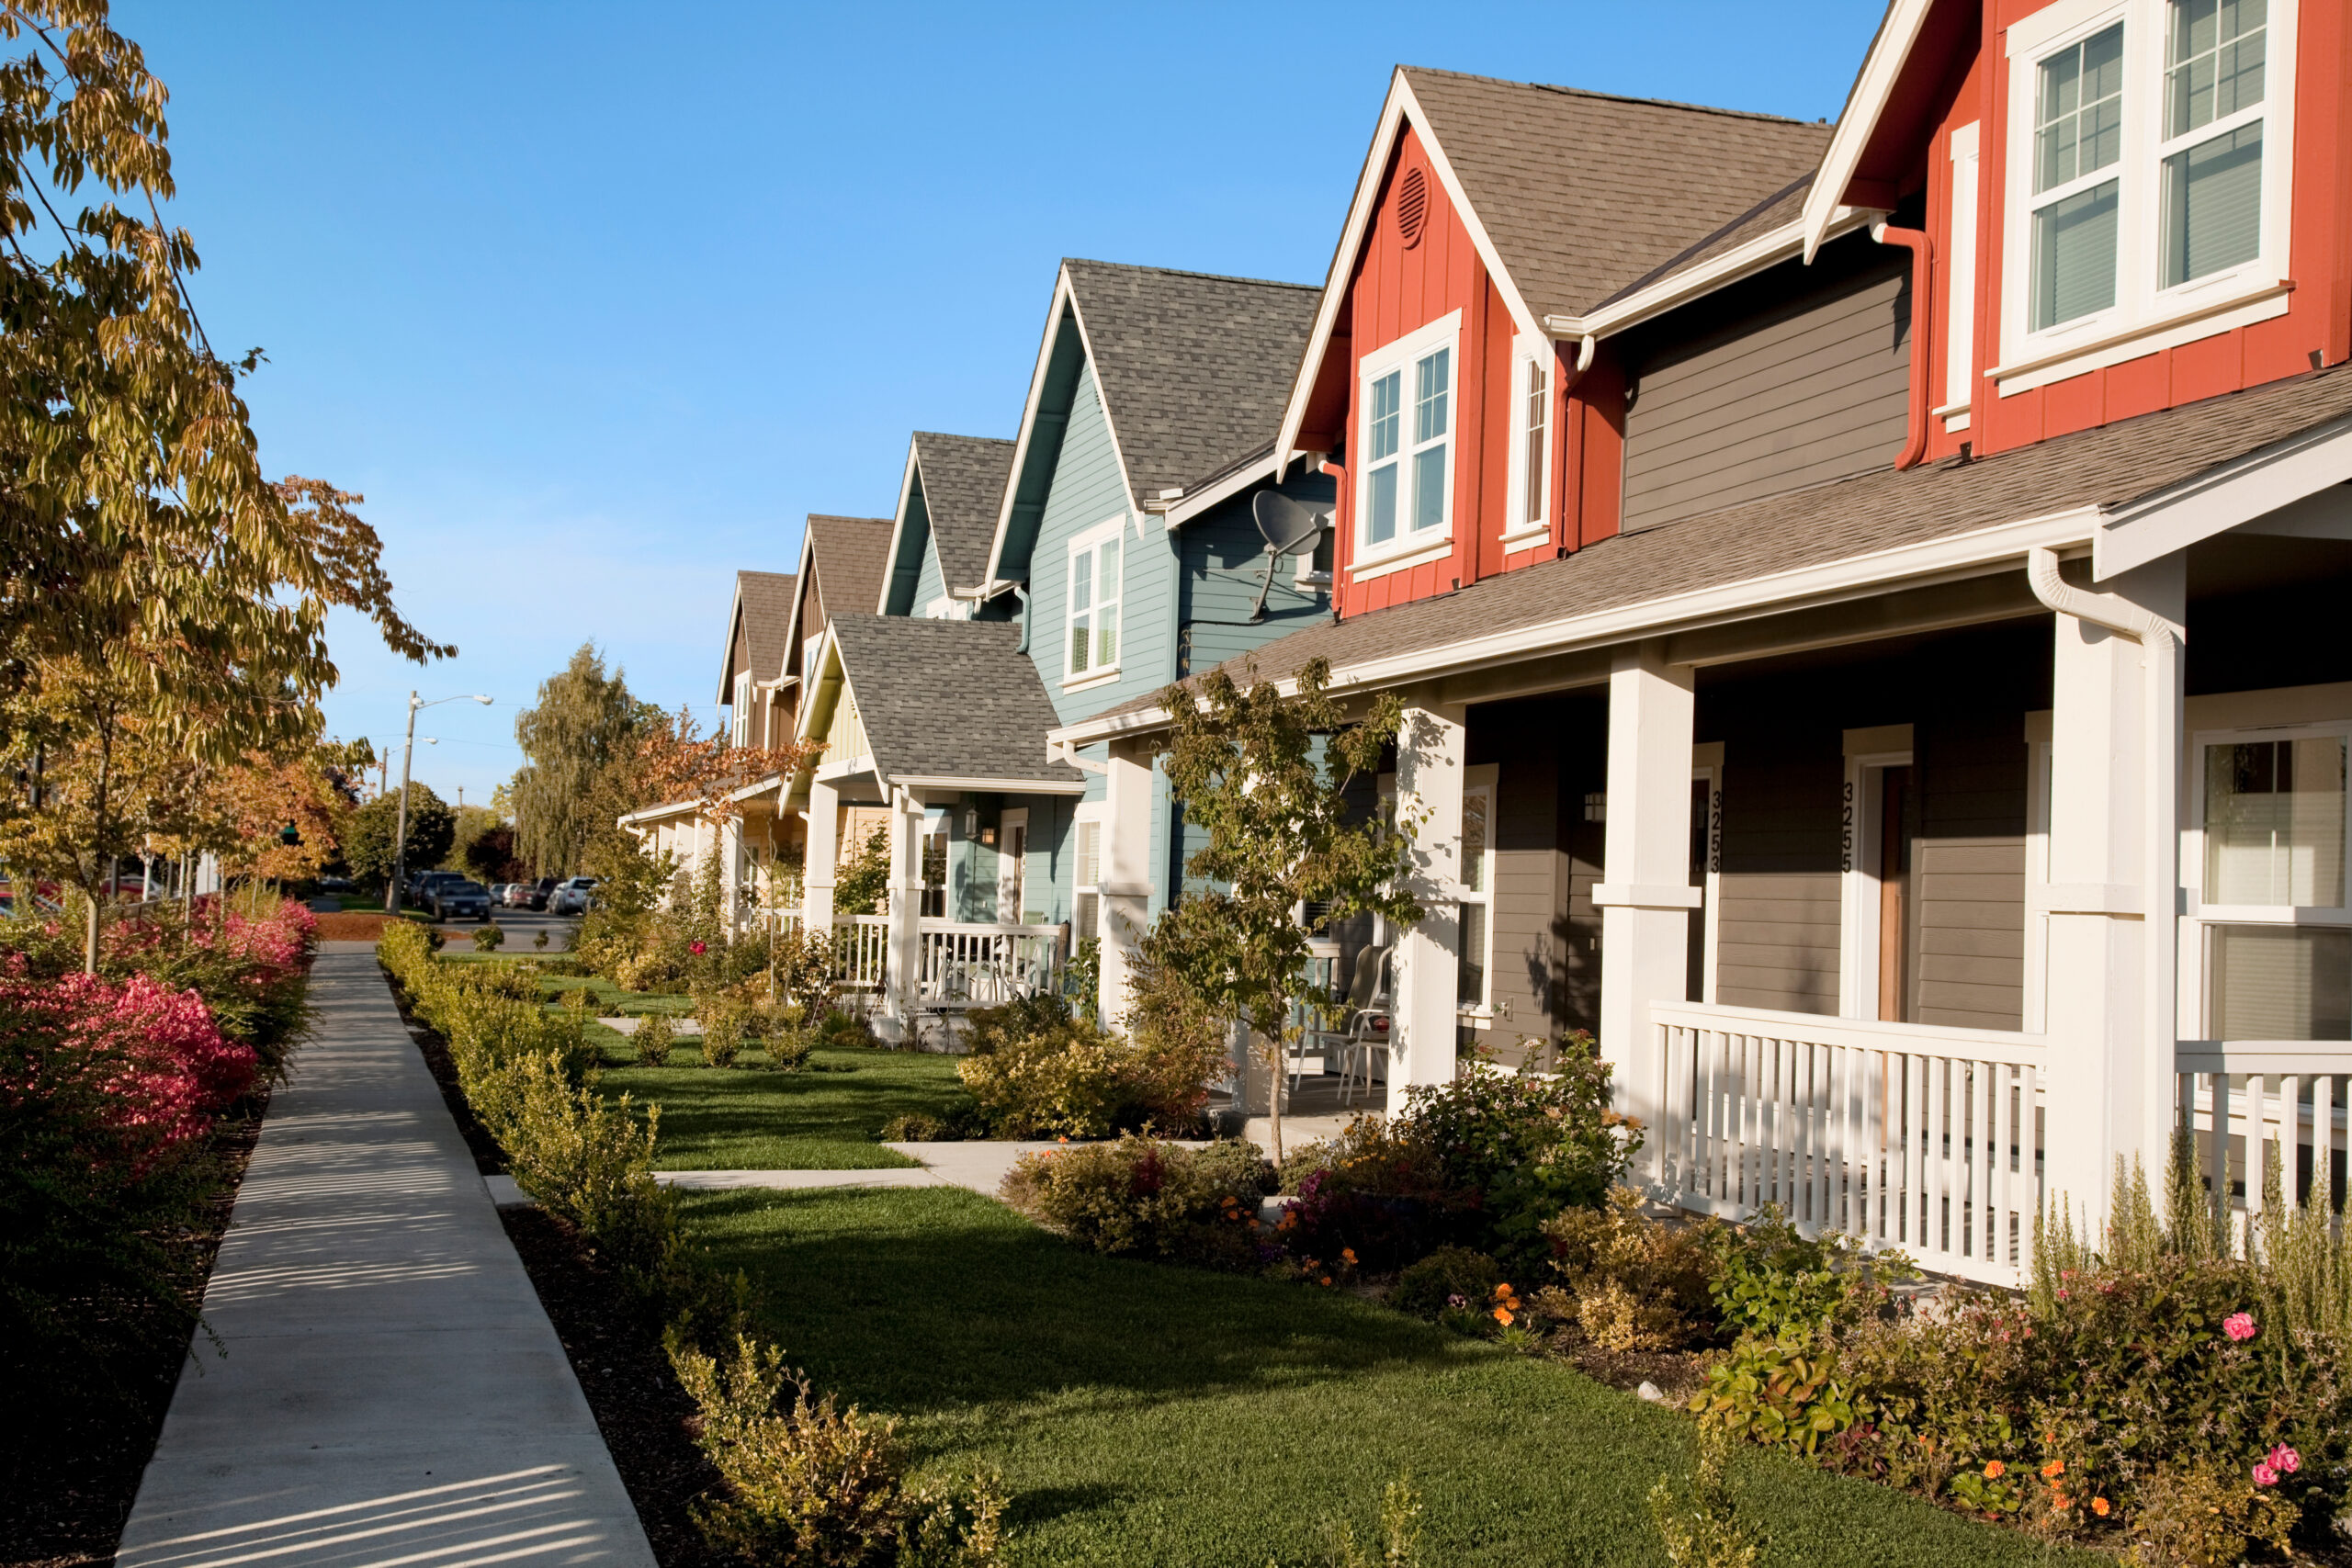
[1150,658,1421,1162]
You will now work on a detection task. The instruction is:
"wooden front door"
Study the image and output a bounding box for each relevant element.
[1877,765,1914,1023]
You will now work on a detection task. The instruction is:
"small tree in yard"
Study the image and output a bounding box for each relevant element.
[1151,657,1420,1162]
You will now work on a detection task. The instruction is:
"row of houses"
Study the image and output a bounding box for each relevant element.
[636,0,2352,1283]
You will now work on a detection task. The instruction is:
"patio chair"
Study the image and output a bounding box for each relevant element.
[1302,943,1393,1106]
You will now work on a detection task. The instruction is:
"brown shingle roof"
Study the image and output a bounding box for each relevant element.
[805,514,893,625]
[725,570,797,691]
[910,433,1014,593]
[1097,365,2352,721]
[1401,68,1833,322]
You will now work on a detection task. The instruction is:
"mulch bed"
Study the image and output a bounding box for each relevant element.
[312,911,402,942]
[391,959,729,1568]
[0,1091,270,1568]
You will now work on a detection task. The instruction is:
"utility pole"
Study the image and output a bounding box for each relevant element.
[386,692,494,912]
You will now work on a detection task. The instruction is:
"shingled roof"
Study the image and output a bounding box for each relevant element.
[1065,258,1320,498]
[805,515,894,624]
[1399,68,1834,322]
[910,432,1013,594]
[1089,363,2352,725]
[828,615,1085,789]
[720,570,797,695]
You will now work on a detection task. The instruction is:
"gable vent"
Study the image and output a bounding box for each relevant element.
[1396,166,1428,248]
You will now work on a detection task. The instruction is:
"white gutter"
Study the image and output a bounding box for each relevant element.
[895,773,1090,796]
[1049,505,2104,749]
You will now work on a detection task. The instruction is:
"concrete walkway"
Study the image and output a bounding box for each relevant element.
[118,948,654,1568]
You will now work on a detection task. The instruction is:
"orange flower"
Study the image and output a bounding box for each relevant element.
[2091,1497,2110,1517]
[1983,1461,2006,1480]
[2051,1493,2071,1511]
[1320,1276,1333,1287]
[1495,1283,1514,1298]
[1494,1306,1515,1325]
[1340,1247,1358,1265]
[2041,1459,2065,1480]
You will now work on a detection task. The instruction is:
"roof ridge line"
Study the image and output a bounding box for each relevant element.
[1400,64,1825,129]
[913,430,1016,446]
[1062,256,1322,293]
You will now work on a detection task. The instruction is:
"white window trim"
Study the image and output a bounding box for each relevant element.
[1942,121,1982,432]
[1500,334,1554,551]
[997,807,1031,925]
[1061,513,1126,689]
[1353,310,1462,570]
[1994,0,2299,398]
[1071,802,1106,945]
[1456,764,1498,1022]
[1693,754,1724,1006]
[731,671,752,746]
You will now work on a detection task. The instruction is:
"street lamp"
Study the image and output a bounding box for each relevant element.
[385,693,492,913]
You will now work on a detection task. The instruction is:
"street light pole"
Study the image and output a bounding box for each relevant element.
[384,692,493,914]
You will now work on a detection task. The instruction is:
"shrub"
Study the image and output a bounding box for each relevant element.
[770,925,838,1021]
[666,1329,1003,1566]
[877,1107,987,1143]
[633,1012,676,1067]
[1001,1136,1274,1269]
[763,1025,813,1074]
[1389,1247,1507,1332]
[472,922,505,952]
[1544,1188,1727,1352]
[1277,1116,1473,1273]
[701,1010,743,1070]
[1649,1424,1764,1568]
[958,994,1216,1139]
[816,1008,873,1051]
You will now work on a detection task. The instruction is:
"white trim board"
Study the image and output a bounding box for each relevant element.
[1799,0,1937,261]
[983,265,1139,589]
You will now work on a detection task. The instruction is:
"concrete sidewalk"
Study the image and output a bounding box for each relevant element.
[117,949,654,1568]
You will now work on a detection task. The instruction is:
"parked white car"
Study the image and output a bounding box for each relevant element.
[548,876,598,916]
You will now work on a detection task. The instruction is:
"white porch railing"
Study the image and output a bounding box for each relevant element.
[914,919,1065,1004]
[1652,1002,2046,1288]
[832,916,888,993]
[2175,1043,2352,1226]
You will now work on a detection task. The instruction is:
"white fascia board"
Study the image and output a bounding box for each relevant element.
[777,529,821,680]
[892,773,1091,796]
[1164,449,1281,528]
[714,582,746,705]
[1543,208,1878,342]
[1048,505,2104,747]
[1801,0,1935,262]
[1273,80,1409,474]
[726,772,787,805]
[876,440,925,615]
[2095,413,2352,579]
[618,797,702,828]
[793,625,846,748]
[983,267,1081,588]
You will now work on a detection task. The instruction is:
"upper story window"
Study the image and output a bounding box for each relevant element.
[1997,0,2296,393]
[1065,516,1124,684]
[1502,335,1552,547]
[731,671,752,746]
[1355,311,1460,566]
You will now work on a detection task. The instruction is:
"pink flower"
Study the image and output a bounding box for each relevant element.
[690,941,707,955]
[2254,1462,2280,1487]
[2269,1444,2301,1475]
[2224,1312,2258,1342]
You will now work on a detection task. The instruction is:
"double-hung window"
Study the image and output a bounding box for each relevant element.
[731,671,752,746]
[2192,725,2350,1039]
[1065,518,1124,683]
[1999,0,2294,392]
[1458,768,1497,1011]
[1501,337,1552,547]
[1072,813,1103,944]
[1355,311,1460,564]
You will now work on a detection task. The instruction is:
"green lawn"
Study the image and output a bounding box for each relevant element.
[686,1186,2090,1568]
[537,972,969,1169]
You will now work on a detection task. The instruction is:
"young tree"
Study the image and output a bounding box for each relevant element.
[343,784,454,895]
[1151,657,1422,1161]
[511,645,650,875]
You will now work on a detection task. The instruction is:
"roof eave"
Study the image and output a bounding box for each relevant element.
[1544,206,1879,342]
[1800,0,1934,260]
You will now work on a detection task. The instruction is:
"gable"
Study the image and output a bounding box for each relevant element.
[989,304,1092,586]
[881,469,933,616]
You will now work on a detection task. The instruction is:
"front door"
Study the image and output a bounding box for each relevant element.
[998,808,1029,924]
[1877,765,1915,1022]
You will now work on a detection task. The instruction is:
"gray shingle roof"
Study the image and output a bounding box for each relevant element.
[806,515,894,624]
[1096,364,2352,720]
[829,615,1085,788]
[1400,68,1834,322]
[910,432,1014,592]
[729,570,797,688]
[1064,258,1320,500]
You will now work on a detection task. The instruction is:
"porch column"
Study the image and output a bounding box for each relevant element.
[722,818,747,937]
[881,786,925,1041]
[1390,696,1466,1115]
[2040,557,2186,1225]
[1097,739,1155,1032]
[802,779,840,933]
[1591,643,1699,1136]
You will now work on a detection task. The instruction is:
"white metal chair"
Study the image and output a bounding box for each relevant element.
[1303,944,1393,1106]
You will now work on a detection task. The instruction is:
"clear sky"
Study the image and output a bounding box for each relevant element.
[116,0,1885,810]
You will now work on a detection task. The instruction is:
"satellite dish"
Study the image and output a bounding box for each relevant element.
[1247,491,1331,622]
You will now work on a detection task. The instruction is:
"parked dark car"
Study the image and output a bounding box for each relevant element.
[432,880,492,921]
[529,876,558,911]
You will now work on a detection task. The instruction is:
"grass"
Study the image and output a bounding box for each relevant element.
[684,1186,2092,1568]
[536,972,970,1169]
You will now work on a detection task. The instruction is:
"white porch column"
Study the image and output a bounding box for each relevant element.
[1591,644,1699,1136]
[802,779,841,933]
[881,786,925,1040]
[1390,697,1466,1115]
[722,818,747,937]
[2039,555,2186,1225]
[1096,740,1155,1032]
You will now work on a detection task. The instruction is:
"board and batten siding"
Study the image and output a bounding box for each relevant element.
[1713,747,1844,1016]
[1022,362,1178,726]
[1620,256,1911,534]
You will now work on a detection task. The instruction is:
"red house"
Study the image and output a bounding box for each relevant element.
[1056,10,2352,1282]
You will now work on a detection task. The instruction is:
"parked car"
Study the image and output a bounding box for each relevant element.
[530,876,557,910]
[503,883,535,909]
[431,879,492,922]
[317,875,354,894]
[410,870,466,910]
[548,876,598,916]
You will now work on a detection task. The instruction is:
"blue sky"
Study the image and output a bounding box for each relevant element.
[119,0,1884,809]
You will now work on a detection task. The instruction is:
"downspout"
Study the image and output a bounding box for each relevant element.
[1871,220,1935,470]
[1012,584,1032,655]
[2027,545,2184,1170]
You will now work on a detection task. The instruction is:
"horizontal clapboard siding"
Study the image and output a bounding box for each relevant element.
[1715,748,1843,1016]
[1912,714,2029,1029]
[1622,261,1910,532]
[1487,758,1557,1041]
